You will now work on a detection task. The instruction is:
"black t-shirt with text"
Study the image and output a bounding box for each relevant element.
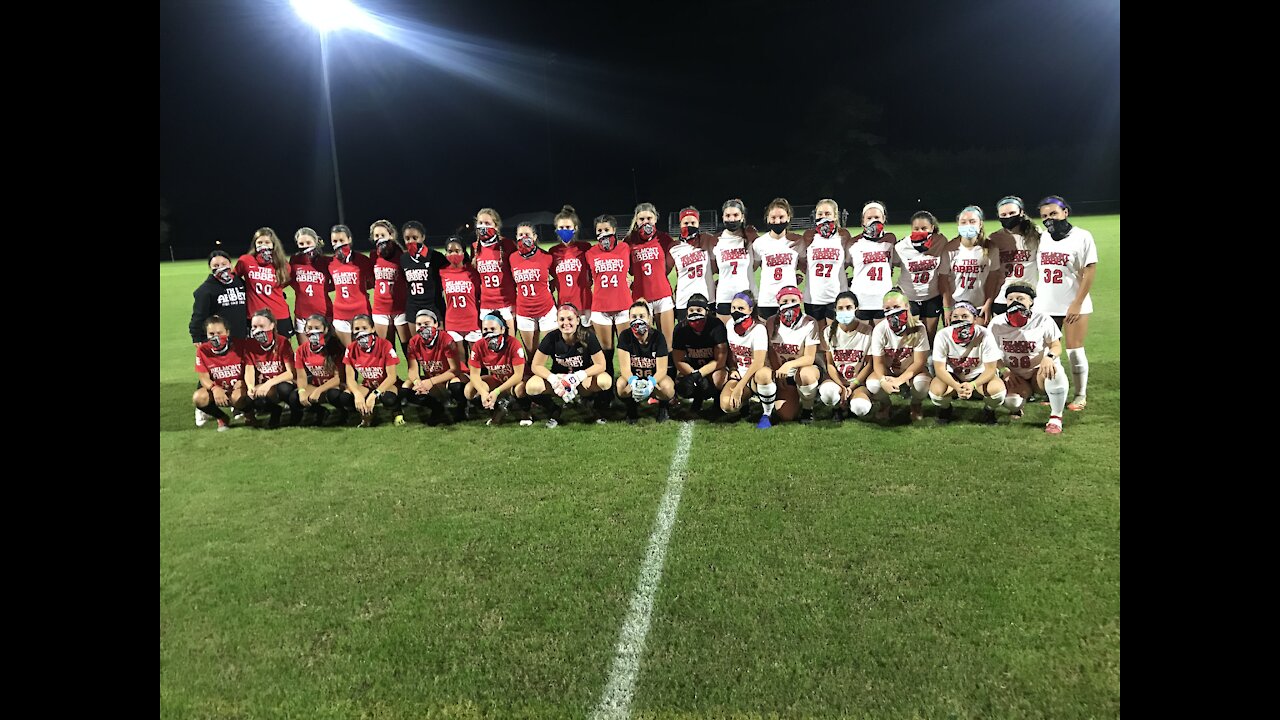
[617,328,669,378]
[537,331,603,373]
[672,318,727,370]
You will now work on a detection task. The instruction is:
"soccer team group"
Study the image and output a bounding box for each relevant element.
[188,195,1097,433]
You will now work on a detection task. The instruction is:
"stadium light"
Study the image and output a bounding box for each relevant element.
[290,0,384,227]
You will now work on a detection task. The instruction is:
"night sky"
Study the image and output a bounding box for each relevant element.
[160,0,1120,255]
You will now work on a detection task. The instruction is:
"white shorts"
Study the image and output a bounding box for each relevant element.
[373,313,408,327]
[462,329,483,343]
[447,330,465,343]
[480,306,514,327]
[332,319,352,333]
[648,296,675,314]
[591,310,630,326]
[517,307,558,333]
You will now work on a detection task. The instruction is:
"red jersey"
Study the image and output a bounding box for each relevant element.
[509,249,556,317]
[371,251,408,316]
[440,265,481,335]
[468,338,526,382]
[194,340,245,390]
[241,339,292,381]
[627,232,674,302]
[343,336,399,389]
[408,333,457,379]
[236,254,292,320]
[585,241,633,313]
[289,253,332,320]
[472,238,518,308]
[551,241,593,310]
[328,253,373,321]
[294,342,339,386]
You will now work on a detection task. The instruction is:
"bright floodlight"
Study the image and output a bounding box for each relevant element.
[291,0,380,34]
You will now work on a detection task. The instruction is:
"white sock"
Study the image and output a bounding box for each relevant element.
[984,389,1006,408]
[865,377,884,399]
[818,382,843,407]
[929,390,952,408]
[850,396,872,416]
[1067,347,1089,398]
[910,374,931,398]
[798,382,818,409]
[1004,394,1025,412]
[1045,365,1069,417]
[756,382,777,416]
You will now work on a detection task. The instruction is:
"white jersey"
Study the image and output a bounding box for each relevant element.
[768,315,819,364]
[987,311,1062,380]
[725,319,768,374]
[669,240,714,309]
[948,242,991,306]
[932,324,1002,382]
[993,230,1039,301]
[753,234,800,308]
[1037,226,1097,316]
[803,233,848,304]
[870,321,930,376]
[848,236,896,309]
[893,238,950,302]
[713,233,756,304]
[823,321,875,382]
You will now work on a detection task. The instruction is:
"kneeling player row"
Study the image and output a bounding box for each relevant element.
[192,283,1067,432]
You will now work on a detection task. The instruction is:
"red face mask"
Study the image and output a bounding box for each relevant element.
[1007,301,1032,327]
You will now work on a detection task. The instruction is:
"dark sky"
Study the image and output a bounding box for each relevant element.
[160,0,1120,254]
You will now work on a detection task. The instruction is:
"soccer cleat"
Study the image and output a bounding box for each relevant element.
[1067,396,1088,411]
[755,414,773,430]
[232,412,245,422]
[831,406,846,423]
[798,408,813,425]
[875,402,891,421]
[656,405,670,423]
[216,418,230,432]
[909,405,924,423]
[594,417,608,425]
[519,417,534,427]
[394,414,406,426]
[980,407,997,425]
[545,418,560,429]
[935,406,954,426]
[242,410,257,428]
[1009,408,1024,421]
[1045,421,1063,434]
[195,408,208,427]
[358,417,373,428]
[487,406,507,426]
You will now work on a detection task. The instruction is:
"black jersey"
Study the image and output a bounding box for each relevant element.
[400,247,448,316]
[189,274,248,342]
[537,331,603,373]
[671,318,727,370]
[617,328,669,379]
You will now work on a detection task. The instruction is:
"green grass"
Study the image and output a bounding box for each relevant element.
[161,216,1119,718]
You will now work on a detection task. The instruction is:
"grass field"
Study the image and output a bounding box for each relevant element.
[160,217,1120,718]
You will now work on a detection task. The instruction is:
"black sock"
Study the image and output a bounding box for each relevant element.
[534,394,557,413]
[199,401,228,422]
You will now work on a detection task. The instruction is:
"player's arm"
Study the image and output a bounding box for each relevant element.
[653,354,669,384]
[672,348,695,376]
[531,349,554,380]
[707,342,728,376]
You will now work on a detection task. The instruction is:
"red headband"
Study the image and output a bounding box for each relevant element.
[679,209,700,222]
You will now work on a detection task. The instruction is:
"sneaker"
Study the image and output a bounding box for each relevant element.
[195,408,208,427]
[429,408,449,426]
[935,406,954,426]
[1067,396,1088,411]
[216,418,230,432]
[358,417,373,428]
[798,408,813,425]
[755,414,773,430]
[625,403,639,425]
[1009,408,1024,421]
[656,405,670,423]
[646,397,659,405]
[594,417,608,425]
[1045,418,1063,434]
[487,406,507,426]
[980,407,997,425]
[546,418,560,429]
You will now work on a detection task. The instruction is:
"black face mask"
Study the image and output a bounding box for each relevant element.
[680,225,700,241]
[724,220,743,232]
[730,310,748,323]
[298,245,318,257]
[766,222,788,235]
[999,215,1022,231]
[1043,218,1073,241]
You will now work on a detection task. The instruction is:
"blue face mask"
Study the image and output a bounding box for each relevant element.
[555,228,575,244]
[835,310,856,325]
[958,224,980,240]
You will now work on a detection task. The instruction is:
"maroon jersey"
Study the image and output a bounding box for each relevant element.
[371,252,408,316]
[289,253,332,320]
[236,254,291,321]
[343,336,399,389]
[509,249,556,317]
[241,339,292,381]
[440,265,481,335]
[195,340,245,390]
[408,333,456,379]
[472,238,518,308]
[294,343,339,386]
[627,232,674,302]
[468,338,526,382]
[329,253,374,321]
[585,241,633,313]
[551,241,593,310]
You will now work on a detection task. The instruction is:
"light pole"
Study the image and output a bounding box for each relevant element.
[290,0,381,227]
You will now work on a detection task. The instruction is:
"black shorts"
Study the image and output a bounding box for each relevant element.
[275,318,295,338]
[757,305,779,320]
[807,302,836,321]
[910,295,944,319]
[991,302,1007,316]
[715,302,733,317]
[855,308,885,321]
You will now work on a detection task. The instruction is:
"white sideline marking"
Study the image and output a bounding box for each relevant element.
[590,421,695,720]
